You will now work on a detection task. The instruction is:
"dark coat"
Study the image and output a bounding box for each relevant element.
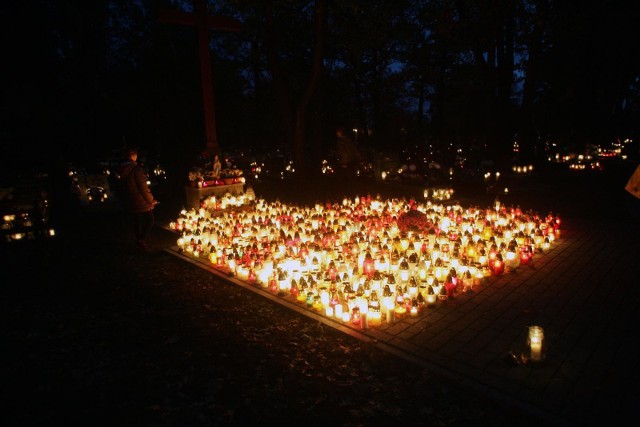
[117,161,156,213]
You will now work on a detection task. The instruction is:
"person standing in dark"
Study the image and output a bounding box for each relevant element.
[335,127,362,173]
[117,148,158,251]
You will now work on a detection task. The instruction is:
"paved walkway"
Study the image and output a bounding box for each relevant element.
[153,165,640,426]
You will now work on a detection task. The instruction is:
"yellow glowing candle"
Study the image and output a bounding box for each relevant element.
[369,308,381,327]
[529,326,544,362]
[394,303,406,318]
[296,291,307,303]
[236,265,249,280]
[312,296,324,311]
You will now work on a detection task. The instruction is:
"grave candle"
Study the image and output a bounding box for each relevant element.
[529,326,544,362]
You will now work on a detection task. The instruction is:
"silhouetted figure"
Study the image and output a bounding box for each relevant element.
[117,148,158,251]
[335,127,362,173]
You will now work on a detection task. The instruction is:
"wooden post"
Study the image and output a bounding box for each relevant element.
[158,0,241,156]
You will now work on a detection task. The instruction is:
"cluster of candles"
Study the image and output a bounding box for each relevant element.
[169,192,560,327]
[423,187,454,201]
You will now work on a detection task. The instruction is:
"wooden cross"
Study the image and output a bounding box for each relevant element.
[158,0,241,156]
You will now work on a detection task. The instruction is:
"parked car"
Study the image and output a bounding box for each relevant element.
[0,176,54,242]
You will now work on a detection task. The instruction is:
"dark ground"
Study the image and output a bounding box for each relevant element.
[2,161,639,426]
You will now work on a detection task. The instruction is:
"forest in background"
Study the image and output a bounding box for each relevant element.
[2,0,639,176]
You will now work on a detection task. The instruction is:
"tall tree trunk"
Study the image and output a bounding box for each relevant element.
[521,0,548,161]
[265,2,294,146]
[264,0,326,175]
[293,0,327,175]
[493,0,515,166]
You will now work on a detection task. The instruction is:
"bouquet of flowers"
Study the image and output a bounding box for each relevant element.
[220,168,244,179]
[396,209,433,233]
[188,169,205,183]
[188,164,244,186]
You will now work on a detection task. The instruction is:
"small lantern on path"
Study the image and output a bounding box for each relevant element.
[528,326,545,362]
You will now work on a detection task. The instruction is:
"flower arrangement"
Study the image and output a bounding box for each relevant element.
[396,209,433,233]
[188,165,244,186]
[188,169,206,183]
[188,168,243,180]
[220,168,243,179]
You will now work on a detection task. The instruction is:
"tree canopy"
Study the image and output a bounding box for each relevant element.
[2,0,638,174]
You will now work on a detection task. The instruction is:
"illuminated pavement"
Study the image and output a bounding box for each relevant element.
[154,166,640,426]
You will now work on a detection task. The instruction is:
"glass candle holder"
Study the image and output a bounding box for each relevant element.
[528,326,545,362]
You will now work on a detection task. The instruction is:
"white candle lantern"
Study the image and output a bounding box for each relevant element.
[504,249,519,270]
[334,304,343,319]
[528,326,545,362]
[425,285,437,306]
[399,259,410,282]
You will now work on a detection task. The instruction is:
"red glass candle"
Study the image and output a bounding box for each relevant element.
[363,252,375,278]
[444,273,456,298]
[491,255,505,275]
[351,307,361,325]
[519,245,532,265]
[289,279,299,297]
